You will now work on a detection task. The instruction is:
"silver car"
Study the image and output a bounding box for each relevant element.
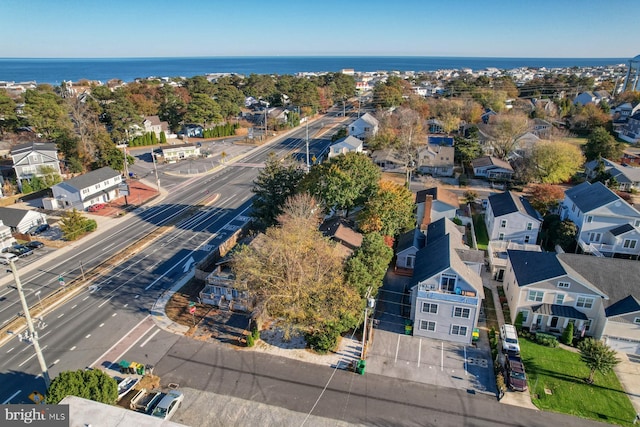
[151,390,183,420]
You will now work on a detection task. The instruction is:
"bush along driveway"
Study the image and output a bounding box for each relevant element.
[520,337,636,426]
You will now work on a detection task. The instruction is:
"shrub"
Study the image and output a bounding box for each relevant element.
[514,311,524,332]
[245,333,255,347]
[452,217,463,226]
[535,333,558,347]
[251,327,260,340]
[561,322,574,346]
[305,326,340,354]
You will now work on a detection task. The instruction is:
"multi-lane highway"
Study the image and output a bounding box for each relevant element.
[0,114,341,404]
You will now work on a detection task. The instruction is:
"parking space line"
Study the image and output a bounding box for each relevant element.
[139,329,160,348]
[417,339,422,367]
[2,390,21,404]
[464,346,468,376]
[394,334,400,363]
[441,342,444,371]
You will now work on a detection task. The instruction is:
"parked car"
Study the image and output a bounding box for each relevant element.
[11,245,34,257]
[500,324,521,353]
[0,252,18,265]
[88,203,106,212]
[151,390,183,420]
[28,224,50,236]
[25,241,44,249]
[506,354,528,392]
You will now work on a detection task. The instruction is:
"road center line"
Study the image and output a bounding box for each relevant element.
[6,347,15,353]
[69,346,76,351]
[85,334,91,338]
[99,323,104,328]
[98,296,113,308]
[19,345,47,367]
[57,313,64,318]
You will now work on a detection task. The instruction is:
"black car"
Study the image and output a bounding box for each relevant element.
[11,245,34,257]
[25,241,44,249]
[28,224,50,236]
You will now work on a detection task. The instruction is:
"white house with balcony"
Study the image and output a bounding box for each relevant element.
[11,142,61,192]
[50,167,122,211]
[561,181,640,258]
[485,191,541,244]
[409,218,484,344]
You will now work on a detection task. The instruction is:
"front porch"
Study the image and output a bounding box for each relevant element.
[528,303,590,336]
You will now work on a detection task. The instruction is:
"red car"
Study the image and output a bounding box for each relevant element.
[88,203,106,212]
[506,355,528,392]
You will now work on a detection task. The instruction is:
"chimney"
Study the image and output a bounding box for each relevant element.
[420,195,433,231]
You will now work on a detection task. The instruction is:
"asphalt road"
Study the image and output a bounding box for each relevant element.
[0,112,345,404]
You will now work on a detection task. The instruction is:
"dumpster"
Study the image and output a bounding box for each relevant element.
[356,359,366,375]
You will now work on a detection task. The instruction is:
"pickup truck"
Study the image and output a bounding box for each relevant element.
[130,389,162,414]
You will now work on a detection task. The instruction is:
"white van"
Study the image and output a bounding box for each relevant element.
[0,253,18,265]
[500,324,520,353]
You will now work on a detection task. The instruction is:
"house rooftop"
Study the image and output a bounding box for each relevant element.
[0,207,31,228]
[396,228,425,253]
[62,166,120,191]
[11,141,58,155]
[605,295,640,318]
[330,135,363,150]
[507,250,566,286]
[416,187,460,209]
[564,181,620,212]
[471,156,514,171]
[319,218,363,251]
[488,191,539,219]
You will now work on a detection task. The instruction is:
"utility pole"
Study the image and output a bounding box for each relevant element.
[8,259,50,389]
[361,287,375,359]
[151,146,161,194]
[305,119,310,172]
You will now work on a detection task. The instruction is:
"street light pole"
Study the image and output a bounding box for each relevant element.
[8,259,50,389]
[151,146,161,194]
[305,119,310,172]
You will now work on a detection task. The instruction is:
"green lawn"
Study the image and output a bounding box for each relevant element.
[472,214,488,250]
[520,338,636,426]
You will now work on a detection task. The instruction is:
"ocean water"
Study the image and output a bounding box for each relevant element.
[0,56,628,85]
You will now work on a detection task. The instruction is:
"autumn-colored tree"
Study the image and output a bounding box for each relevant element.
[572,103,610,130]
[531,141,584,184]
[527,184,565,215]
[484,112,532,159]
[392,108,425,183]
[358,180,414,237]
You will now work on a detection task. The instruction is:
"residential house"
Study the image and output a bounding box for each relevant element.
[200,261,252,312]
[327,136,363,159]
[485,191,541,244]
[487,240,541,281]
[427,119,444,134]
[415,187,459,230]
[319,217,363,258]
[612,102,640,123]
[621,147,640,166]
[504,250,640,354]
[574,92,597,106]
[160,144,200,163]
[0,207,47,234]
[481,109,497,124]
[409,218,484,344]
[0,220,16,250]
[348,113,379,140]
[530,98,558,117]
[561,181,640,258]
[532,118,552,139]
[618,112,640,144]
[417,144,454,177]
[142,115,169,138]
[182,124,203,138]
[50,166,122,211]
[503,250,607,339]
[427,136,454,146]
[394,228,425,275]
[584,158,640,192]
[471,156,514,180]
[11,142,61,191]
[510,132,541,159]
[371,148,404,172]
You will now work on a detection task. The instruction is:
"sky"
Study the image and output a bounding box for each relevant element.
[1,0,638,58]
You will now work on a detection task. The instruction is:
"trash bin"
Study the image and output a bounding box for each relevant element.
[356,359,366,375]
[118,360,129,374]
[145,364,154,375]
[404,324,413,335]
[136,364,145,375]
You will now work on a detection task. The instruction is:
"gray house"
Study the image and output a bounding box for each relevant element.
[417,144,454,176]
[0,207,48,234]
[415,187,459,231]
[11,142,61,191]
[485,191,541,244]
[409,218,484,344]
[50,167,122,211]
[584,158,640,192]
[394,228,425,274]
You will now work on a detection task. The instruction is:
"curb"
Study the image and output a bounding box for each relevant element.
[149,271,194,335]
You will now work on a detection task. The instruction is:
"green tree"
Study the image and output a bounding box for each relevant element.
[372,76,410,108]
[358,180,414,237]
[561,321,574,345]
[251,154,304,230]
[463,190,479,205]
[578,338,619,384]
[543,215,577,251]
[514,311,524,332]
[60,209,98,240]
[301,152,380,216]
[159,131,167,144]
[583,127,623,162]
[46,369,118,404]
[0,89,18,135]
[531,141,584,184]
[24,88,72,139]
[454,135,482,166]
[344,233,393,297]
[184,93,222,127]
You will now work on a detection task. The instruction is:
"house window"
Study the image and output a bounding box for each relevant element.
[584,318,592,332]
[526,222,533,230]
[634,317,640,325]
[453,307,471,318]
[555,294,565,305]
[520,310,529,323]
[499,233,505,241]
[406,255,415,268]
[576,296,595,309]
[624,239,637,249]
[94,184,100,190]
[586,216,593,223]
[524,235,531,244]
[500,220,507,228]
[420,320,436,331]
[440,274,456,292]
[422,302,438,314]
[588,232,602,243]
[557,281,570,289]
[635,220,640,228]
[451,325,468,336]
[527,290,544,302]
[82,189,90,194]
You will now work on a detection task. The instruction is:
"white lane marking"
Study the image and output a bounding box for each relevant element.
[464,346,468,376]
[112,313,117,317]
[2,319,9,325]
[441,342,444,371]
[123,304,128,308]
[6,347,15,353]
[139,329,160,348]
[19,345,47,367]
[85,334,91,339]
[394,334,400,363]
[82,296,89,301]
[2,390,21,404]
[69,346,76,351]
[134,295,139,299]
[71,304,77,309]
[52,359,60,365]
[57,313,64,319]
[90,315,151,368]
[417,339,422,368]
[99,323,104,328]
[98,296,112,308]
